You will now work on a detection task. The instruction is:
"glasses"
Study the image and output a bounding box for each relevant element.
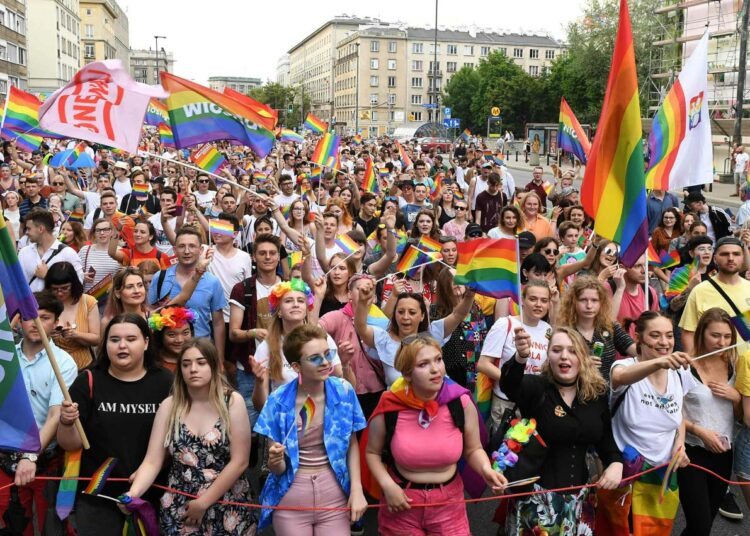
[301,349,336,367]
[384,196,398,202]
[603,248,618,257]
[694,246,714,254]
[95,227,112,233]
[197,179,209,184]
[455,206,467,211]
[544,248,559,256]
[52,182,64,186]
[50,284,72,294]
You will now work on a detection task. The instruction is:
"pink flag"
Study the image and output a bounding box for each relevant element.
[38,60,168,153]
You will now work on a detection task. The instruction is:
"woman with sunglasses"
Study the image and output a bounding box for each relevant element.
[354,277,475,387]
[250,280,344,411]
[558,276,636,382]
[443,197,471,241]
[500,326,622,535]
[254,324,367,533]
[193,175,217,212]
[534,237,562,269]
[364,335,506,535]
[435,187,457,228]
[488,205,525,240]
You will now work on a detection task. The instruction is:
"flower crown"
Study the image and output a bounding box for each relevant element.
[268,279,315,316]
[148,307,196,332]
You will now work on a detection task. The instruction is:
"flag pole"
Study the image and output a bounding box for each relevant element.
[323,249,357,278]
[374,258,442,284]
[33,318,90,449]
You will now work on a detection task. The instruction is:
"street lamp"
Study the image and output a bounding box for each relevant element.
[433,0,439,126]
[355,42,360,135]
[154,35,166,82]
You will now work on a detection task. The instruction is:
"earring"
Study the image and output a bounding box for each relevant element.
[297,370,302,385]
[404,382,409,396]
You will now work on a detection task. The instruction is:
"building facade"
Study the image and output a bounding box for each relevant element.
[276,53,290,86]
[130,47,175,85]
[0,0,28,98]
[27,0,79,93]
[207,76,261,94]
[331,23,565,137]
[79,0,128,67]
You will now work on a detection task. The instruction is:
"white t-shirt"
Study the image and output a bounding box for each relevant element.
[274,192,300,209]
[148,214,176,256]
[255,333,340,392]
[113,178,132,205]
[193,190,216,211]
[735,152,750,174]
[18,240,84,292]
[83,191,101,215]
[209,247,253,322]
[481,316,551,399]
[487,228,515,239]
[610,358,697,465]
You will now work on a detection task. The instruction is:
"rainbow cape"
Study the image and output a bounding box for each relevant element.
[455,238,520,301]
[558,97,591,164]
[303,112,328,133]
[311,132,340,167]
[580,0,648,268]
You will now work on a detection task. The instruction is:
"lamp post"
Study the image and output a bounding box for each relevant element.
[355,42,360,135]
[154,35,166,83]
[433,0,439,126]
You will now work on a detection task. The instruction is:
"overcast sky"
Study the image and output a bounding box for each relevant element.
[120,0,586,84]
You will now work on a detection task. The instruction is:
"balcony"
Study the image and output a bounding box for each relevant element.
[427,69,443,78]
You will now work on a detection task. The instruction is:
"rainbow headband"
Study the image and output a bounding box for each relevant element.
[268,279,315,316]
[148,307,196,332]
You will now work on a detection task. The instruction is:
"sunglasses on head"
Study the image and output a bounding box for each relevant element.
[301,349,336,367]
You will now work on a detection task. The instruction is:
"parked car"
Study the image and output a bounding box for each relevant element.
[418,137,452,153]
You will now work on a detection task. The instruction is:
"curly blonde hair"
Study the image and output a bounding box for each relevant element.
[541,327,607,403]
[558,276,613,334]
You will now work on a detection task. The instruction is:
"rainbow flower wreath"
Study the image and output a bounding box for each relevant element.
[491,418,543,472]
[268,279,315,315]
[148,307,196,332]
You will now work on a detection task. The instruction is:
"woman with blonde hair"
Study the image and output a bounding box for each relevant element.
[125,338,255,535]
[520,191,553,240]
[558,276,636,381]
[499,326,622,534]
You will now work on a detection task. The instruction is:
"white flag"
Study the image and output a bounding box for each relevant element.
[646,32,712,190]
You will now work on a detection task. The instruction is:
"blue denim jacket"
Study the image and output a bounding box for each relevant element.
[253,377,366,530]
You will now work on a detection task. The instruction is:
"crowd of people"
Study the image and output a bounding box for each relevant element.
[1,132,749,536]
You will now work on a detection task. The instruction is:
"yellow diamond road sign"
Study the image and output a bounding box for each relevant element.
[491,107,501,116]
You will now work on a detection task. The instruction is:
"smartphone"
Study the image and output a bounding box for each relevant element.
[719,435,731,450]
[172,205,184,217]
[87,266,96,277]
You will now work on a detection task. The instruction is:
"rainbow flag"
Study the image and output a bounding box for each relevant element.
[362,159,378,193]
[580,0,647,268]
[459,128,471,142]
[88,274,113,307]
[287,250,303,271]
[209,219,235,237]
[542,181,555,197]
[311,132,340,167]
[395,140,412,169]
[0,285,41,453]
[475,372,493,421]
[379,167,389,178]
[431,172,444,201]
[222,87,278,128]
[0,216,38,321]
[310,166,322,179]
[417,235,442,256]
[299,395,316,436]
[647,241,680,269]
[68,209,85,223]
[56,449,81,519]
[83,457,118,495]
[279,128,304,143]
[132,183,149,200]
[161,72,275,157]
[454,238,520,301]
[64,141,87,167]
[558,97,591,164]
[0,129,42,152]
[334,234,360,256]
[731,311,750,342]
[158,122,175,147]
[1,85,63,141]
[366,304,390,330]
[646,33,712,190]
[303,112,328,133]
[352,134,363,145]
[191,144,227,174]
[144,98,170,127]
[395,245,422,274]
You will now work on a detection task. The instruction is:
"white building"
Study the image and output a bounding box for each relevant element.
[27,0,81,93]
[276,53,290,86]
[0,1,29,99]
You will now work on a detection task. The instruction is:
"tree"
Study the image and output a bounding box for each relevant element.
[442,67,481,131]
[247,82,311,129]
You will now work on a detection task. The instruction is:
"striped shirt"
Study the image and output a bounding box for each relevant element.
[78,245,121,294]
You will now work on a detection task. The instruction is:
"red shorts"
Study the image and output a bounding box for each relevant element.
[377,473,470,536]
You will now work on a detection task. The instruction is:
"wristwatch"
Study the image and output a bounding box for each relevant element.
[21,453,38,463]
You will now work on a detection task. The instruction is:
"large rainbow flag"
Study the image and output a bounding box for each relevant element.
[558,97,591,164]
[222,87,278,129]
[646,32,712,190]
[311,132,340,167]
[580,0,648,268]
[1,86,64,140]
[160,72,275,157]
[454,238,520,302]
[303,112,328,133]
[191,144,227,174]
[279,128,304,144]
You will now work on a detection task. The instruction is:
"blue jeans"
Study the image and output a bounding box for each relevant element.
[236,368,260,429]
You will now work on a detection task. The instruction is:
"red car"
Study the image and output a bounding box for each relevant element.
[418,137,452,153]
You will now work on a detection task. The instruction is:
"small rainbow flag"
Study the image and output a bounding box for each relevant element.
[0,216,38,321]
[65,142,87,167]
[395,140,412,169]
[68,209,85,223]
[279,204,291,218]
[83,457,117,495]
[731,311,750,342]
[366,304,390,330]
[310,166,322,179]
[335,234,360,256]
[558,97,591,164]
[159,122,175,148]
[379,167,389,178]
[303,113,328,134]
[132,183,149,200]
[56,449,81,519]
[542,181,555,196]
[455,238,520,301]
[417,235,442,256]
[664,259,697,300]
[88,274,112,307]
[647,241,680,269]
[288,250,303,270]
[311,132,340,167]
[253,171,267,181]
[362,159,378,193]
[431,172,444,201]
[352,134,363,145]
[459,128,472,142]
[209,219,235,237]
[279,128,304,143]
[395,245,422,274]
[191,144,227,174]
[299,395,316,436]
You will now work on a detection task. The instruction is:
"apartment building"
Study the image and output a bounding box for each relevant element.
[130,47,175,85]
[0,0,28,98]
[80,0,128,66]
[276,53,290,86]
[208,76,261,94]
[27,0,79,93]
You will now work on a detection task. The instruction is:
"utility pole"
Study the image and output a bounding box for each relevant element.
[433,0,440,127]
[154,35,166,83]
[355,42,360,135]
[733,0,749,145]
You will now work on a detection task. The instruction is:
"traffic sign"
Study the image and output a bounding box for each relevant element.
[491,106,501,116]
[443,118,460,128]
[422,103,438,109]
[444,107,452,118]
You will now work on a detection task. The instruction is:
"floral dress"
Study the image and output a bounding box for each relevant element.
[160,419,256,536]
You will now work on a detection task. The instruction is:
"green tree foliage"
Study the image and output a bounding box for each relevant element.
[247,82,311,129]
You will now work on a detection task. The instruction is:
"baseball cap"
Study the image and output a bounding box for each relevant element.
[113,161,130,171]
[518,231,536,250]
[465,223,483,238]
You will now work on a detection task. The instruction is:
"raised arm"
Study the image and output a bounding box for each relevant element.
[354,280,377,348]
[368,215,397,279]
[610,353,691,390]
[440,288,476,335]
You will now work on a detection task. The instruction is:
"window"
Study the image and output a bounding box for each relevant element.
[429,43,440,54]
[85,43,95,58]
[447,44,458,55]
[18,47,25,65]
[0,10,6,27]
[545,50,555,60]
[499,47,507,56]
[86,8,91,14]
[412,42,423,54]
[463,45,473,55]
[387,76,397,88]
[529,65,539,76]
[412,60,422,71]
[7,43,17,63]
[388,41,397,53]
[530,49,539,59]
[481,46,491,57]
[388,93,396,105]
[411,94,422,105]
[370,58,379,69]
[370,75,379,87]
[446,61,457,73]
[85,24,93,38]
[371,110,378,121]
[388,59,396,70]
[429,61,440,72]
[370,40,379,52]
[0,80,6,95]
[513,48,523,58]
[413,111,423,121]
[463,62,474,69]
[15,14,24,34]
[0,45,5,60]
[411,77,423,88]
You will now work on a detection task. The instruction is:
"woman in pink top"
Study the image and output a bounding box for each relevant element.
[521,191,554,240]
[364,335,506,535]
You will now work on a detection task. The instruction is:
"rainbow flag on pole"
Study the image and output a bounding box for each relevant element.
[56,449,81,519]
[222,87,278,128]
[366,304,390,330]
[334,234,360,256]
[454,238,520,301]
[158,122,175,147]
[1,86,64,142]
[279,128,304,143]
[646,32,712,190]
[459,128,471,143]
[558,97,591,164]
[362,159,378,193]
[303,113,328,133]
[191,144,227,174]
[311,132,340,167]
[0,215,38,321]
[209,219,236,237]
[144,98,170,127]
[580,0,648,268]
[395,140,413,170]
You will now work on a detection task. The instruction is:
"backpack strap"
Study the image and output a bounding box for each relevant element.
[28,243,66,286]
[706,277,744,318]
[156,269,168,302]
